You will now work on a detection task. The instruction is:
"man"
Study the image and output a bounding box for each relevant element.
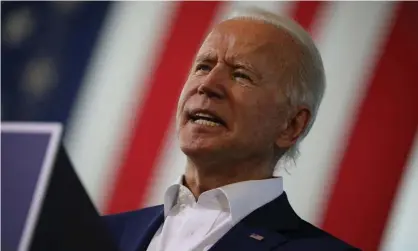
[103,7,360,251]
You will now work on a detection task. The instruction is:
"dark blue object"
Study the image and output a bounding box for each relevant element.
[1,1,111,128]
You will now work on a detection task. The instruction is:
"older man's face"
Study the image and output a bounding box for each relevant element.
[176,19,302,162]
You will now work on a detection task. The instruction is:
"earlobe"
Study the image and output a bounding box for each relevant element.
[275,107,311,148]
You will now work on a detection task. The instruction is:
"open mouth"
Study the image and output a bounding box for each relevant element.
[188,111,226,127]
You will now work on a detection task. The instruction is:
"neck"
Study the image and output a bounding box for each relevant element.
[183,156,275,199]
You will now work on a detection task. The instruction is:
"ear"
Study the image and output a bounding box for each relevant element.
[275,107,311,148]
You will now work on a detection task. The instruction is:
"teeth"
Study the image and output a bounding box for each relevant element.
[194,119,221,127]
[195,112,215,119]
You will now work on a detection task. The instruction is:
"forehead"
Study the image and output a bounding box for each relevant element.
[197,19,302,64]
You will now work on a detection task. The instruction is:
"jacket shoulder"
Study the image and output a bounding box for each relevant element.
[103,205,162,224]
[283,219,361,251]
[101,205,163,245]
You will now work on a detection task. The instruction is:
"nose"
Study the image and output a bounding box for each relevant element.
[197,67,227,99]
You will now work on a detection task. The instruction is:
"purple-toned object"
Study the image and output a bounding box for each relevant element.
[1,123,62,251]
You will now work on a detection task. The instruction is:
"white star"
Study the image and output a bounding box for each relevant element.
[21,57,58,100]
[52,2,79,15]
[3,7,34,47]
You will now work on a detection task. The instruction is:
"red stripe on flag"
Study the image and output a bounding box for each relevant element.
[321,2,418,251]
[105,2,223,214]
[291,1,324,33]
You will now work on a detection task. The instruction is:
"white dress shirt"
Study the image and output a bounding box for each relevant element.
[146,176,283,251]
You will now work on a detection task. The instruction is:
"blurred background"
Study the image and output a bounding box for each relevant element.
[2,1,417,251]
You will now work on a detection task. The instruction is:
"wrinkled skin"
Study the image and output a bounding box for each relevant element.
[176,19,311,191]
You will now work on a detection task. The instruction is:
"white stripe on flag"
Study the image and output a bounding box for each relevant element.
[380,134,418,251]
[65,1,177,212]
[279,1,396,224]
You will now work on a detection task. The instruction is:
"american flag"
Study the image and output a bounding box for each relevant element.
[2,2,418,251]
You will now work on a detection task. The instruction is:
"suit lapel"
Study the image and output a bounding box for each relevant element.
[209,192,300,251]
[120,206,164,251]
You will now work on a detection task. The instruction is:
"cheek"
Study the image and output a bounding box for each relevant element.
[238,98,271,128]
[177,89,186,112]
[236,92,283,136]
[177,81,193,113]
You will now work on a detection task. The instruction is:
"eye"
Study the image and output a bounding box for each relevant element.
[195,63,212,73]
[233,71,252,82]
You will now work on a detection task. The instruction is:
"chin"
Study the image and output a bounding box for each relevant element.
[180,139,213,155]
[178,124,235,157]
[179,136,224,159]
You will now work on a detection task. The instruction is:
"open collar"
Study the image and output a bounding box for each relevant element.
[162,175,284,224]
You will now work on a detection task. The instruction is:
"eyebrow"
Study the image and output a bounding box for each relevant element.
[194,52,262,79]
[194,52,217,63]
[226,55,262,79]
[231,60,257,73]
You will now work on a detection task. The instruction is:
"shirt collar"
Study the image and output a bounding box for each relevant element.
[163,176,184,216]
[163,176,283,224]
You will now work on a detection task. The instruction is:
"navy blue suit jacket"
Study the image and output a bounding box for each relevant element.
[103,192,360,251]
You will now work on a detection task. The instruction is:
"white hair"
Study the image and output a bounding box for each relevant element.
[224,7,326,164]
